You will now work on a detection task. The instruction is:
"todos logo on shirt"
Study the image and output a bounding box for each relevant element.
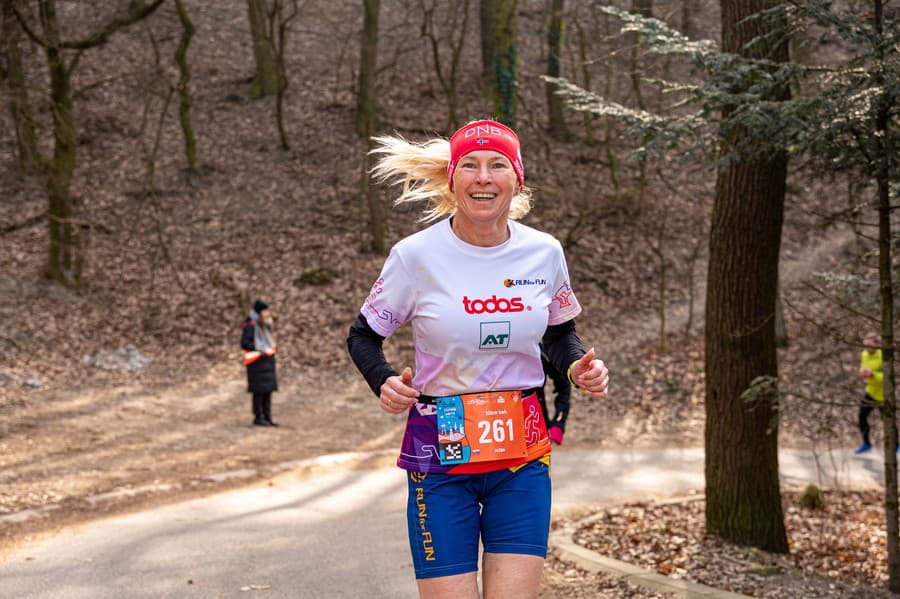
[462,295,526,314]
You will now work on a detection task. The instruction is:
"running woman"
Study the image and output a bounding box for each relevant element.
[347,120,609,599]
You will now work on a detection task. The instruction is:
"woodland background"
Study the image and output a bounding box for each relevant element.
[0,0,897,596]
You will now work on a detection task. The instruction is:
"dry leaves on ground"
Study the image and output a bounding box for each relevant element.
[570,490,892,598]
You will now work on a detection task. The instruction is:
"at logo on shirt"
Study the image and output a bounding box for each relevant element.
[479,321,511,350]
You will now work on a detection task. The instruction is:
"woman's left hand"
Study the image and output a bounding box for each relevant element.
[570,348,609,398]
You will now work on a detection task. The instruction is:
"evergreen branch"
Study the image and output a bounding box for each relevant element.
[595,5,717,58]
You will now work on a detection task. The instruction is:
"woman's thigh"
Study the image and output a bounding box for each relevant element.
[406,471,481,579]
[480,459,552,557]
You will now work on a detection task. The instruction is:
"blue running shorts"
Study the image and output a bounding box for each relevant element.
[405,458,551,579]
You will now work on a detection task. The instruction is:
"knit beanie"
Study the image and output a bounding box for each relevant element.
[253,300,269,313]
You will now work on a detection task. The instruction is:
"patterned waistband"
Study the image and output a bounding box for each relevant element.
[416,387,541,405]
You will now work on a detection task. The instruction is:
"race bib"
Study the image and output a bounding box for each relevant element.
[436,391,528,465]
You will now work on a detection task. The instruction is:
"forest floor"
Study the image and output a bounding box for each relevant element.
[0,1,895,596]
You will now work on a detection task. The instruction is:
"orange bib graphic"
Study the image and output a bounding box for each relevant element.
[436,390,528,465]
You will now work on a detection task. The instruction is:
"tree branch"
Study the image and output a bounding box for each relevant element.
[800,280,880,323]
[61,0,165,50]
[1,211,47,234]
[11,4,47,47]
[14,0,164,51]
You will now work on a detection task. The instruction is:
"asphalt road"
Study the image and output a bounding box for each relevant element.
[0,447,884,599]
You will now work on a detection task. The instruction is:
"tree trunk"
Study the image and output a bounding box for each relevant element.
[362,146,386,254]
[872,0,899,590]
[247,0,279,98]
[40,0,81,288]
[2,1,40,173]
[632,0,653,16]
[681,0,702,39]
[629,0,651,215]
[17,0,164,289]
[355,0,384,253]
[705,0,790,554]
[876,109,899,592]
[274,0,299,150]
[570,15,594,146]
[545,0,567,140]
[774,286,787,347]
[174,0,197,172]
[480,0,495,105]
[491,0,516,127]
[354,0,379,138]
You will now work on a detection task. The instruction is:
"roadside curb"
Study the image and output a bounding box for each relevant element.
[550,496,745,599]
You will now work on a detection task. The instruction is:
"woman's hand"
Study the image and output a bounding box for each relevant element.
[380,367,419,413]
[570,348,609,399]
[859,367,873,380]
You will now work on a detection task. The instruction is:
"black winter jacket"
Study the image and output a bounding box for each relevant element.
[241,318,278,393]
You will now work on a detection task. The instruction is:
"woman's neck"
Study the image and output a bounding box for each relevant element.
[451,217,509,247]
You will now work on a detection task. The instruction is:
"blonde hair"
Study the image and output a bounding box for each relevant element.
[369,134,533,222]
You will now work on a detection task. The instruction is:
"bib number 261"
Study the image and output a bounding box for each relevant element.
[478,418,515,444]
[436,390,527,465]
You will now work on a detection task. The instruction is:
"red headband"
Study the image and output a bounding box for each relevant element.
[447,120,525,191]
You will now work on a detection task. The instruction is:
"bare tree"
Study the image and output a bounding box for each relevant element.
[273,0,300,150]
[479,0,494,104]
[629,0,652,215]
[545,0,568,140]
[247,0,279,98]
[680,0,702,39]
[355,0,379,139]
[420,0,469,132]
[489,0,517,126]
[2,0,39,173]
[12,0,165,289]
[355,0,385,254]
[173,0,197,173]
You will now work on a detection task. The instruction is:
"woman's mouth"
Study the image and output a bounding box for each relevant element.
[469,193,497,201]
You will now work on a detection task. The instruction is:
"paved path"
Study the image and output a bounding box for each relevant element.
[0,447,884,599]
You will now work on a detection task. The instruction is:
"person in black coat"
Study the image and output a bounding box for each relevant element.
[241,300,278,426]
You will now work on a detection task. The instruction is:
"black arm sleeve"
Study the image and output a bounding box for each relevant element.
[541,319,586,383]
[347,313,400,397]
[241,321,256,351]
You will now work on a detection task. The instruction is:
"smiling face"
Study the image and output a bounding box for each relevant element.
[451,150,519,236]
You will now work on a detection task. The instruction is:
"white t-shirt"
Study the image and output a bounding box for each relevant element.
[361,219,581,396]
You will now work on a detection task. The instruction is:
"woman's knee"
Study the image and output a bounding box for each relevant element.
[481,553,544,599]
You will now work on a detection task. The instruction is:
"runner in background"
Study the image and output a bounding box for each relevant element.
[347,120,609,599]
[855,331,889,454]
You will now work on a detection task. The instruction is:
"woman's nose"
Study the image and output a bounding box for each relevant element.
[474,164,492,183]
